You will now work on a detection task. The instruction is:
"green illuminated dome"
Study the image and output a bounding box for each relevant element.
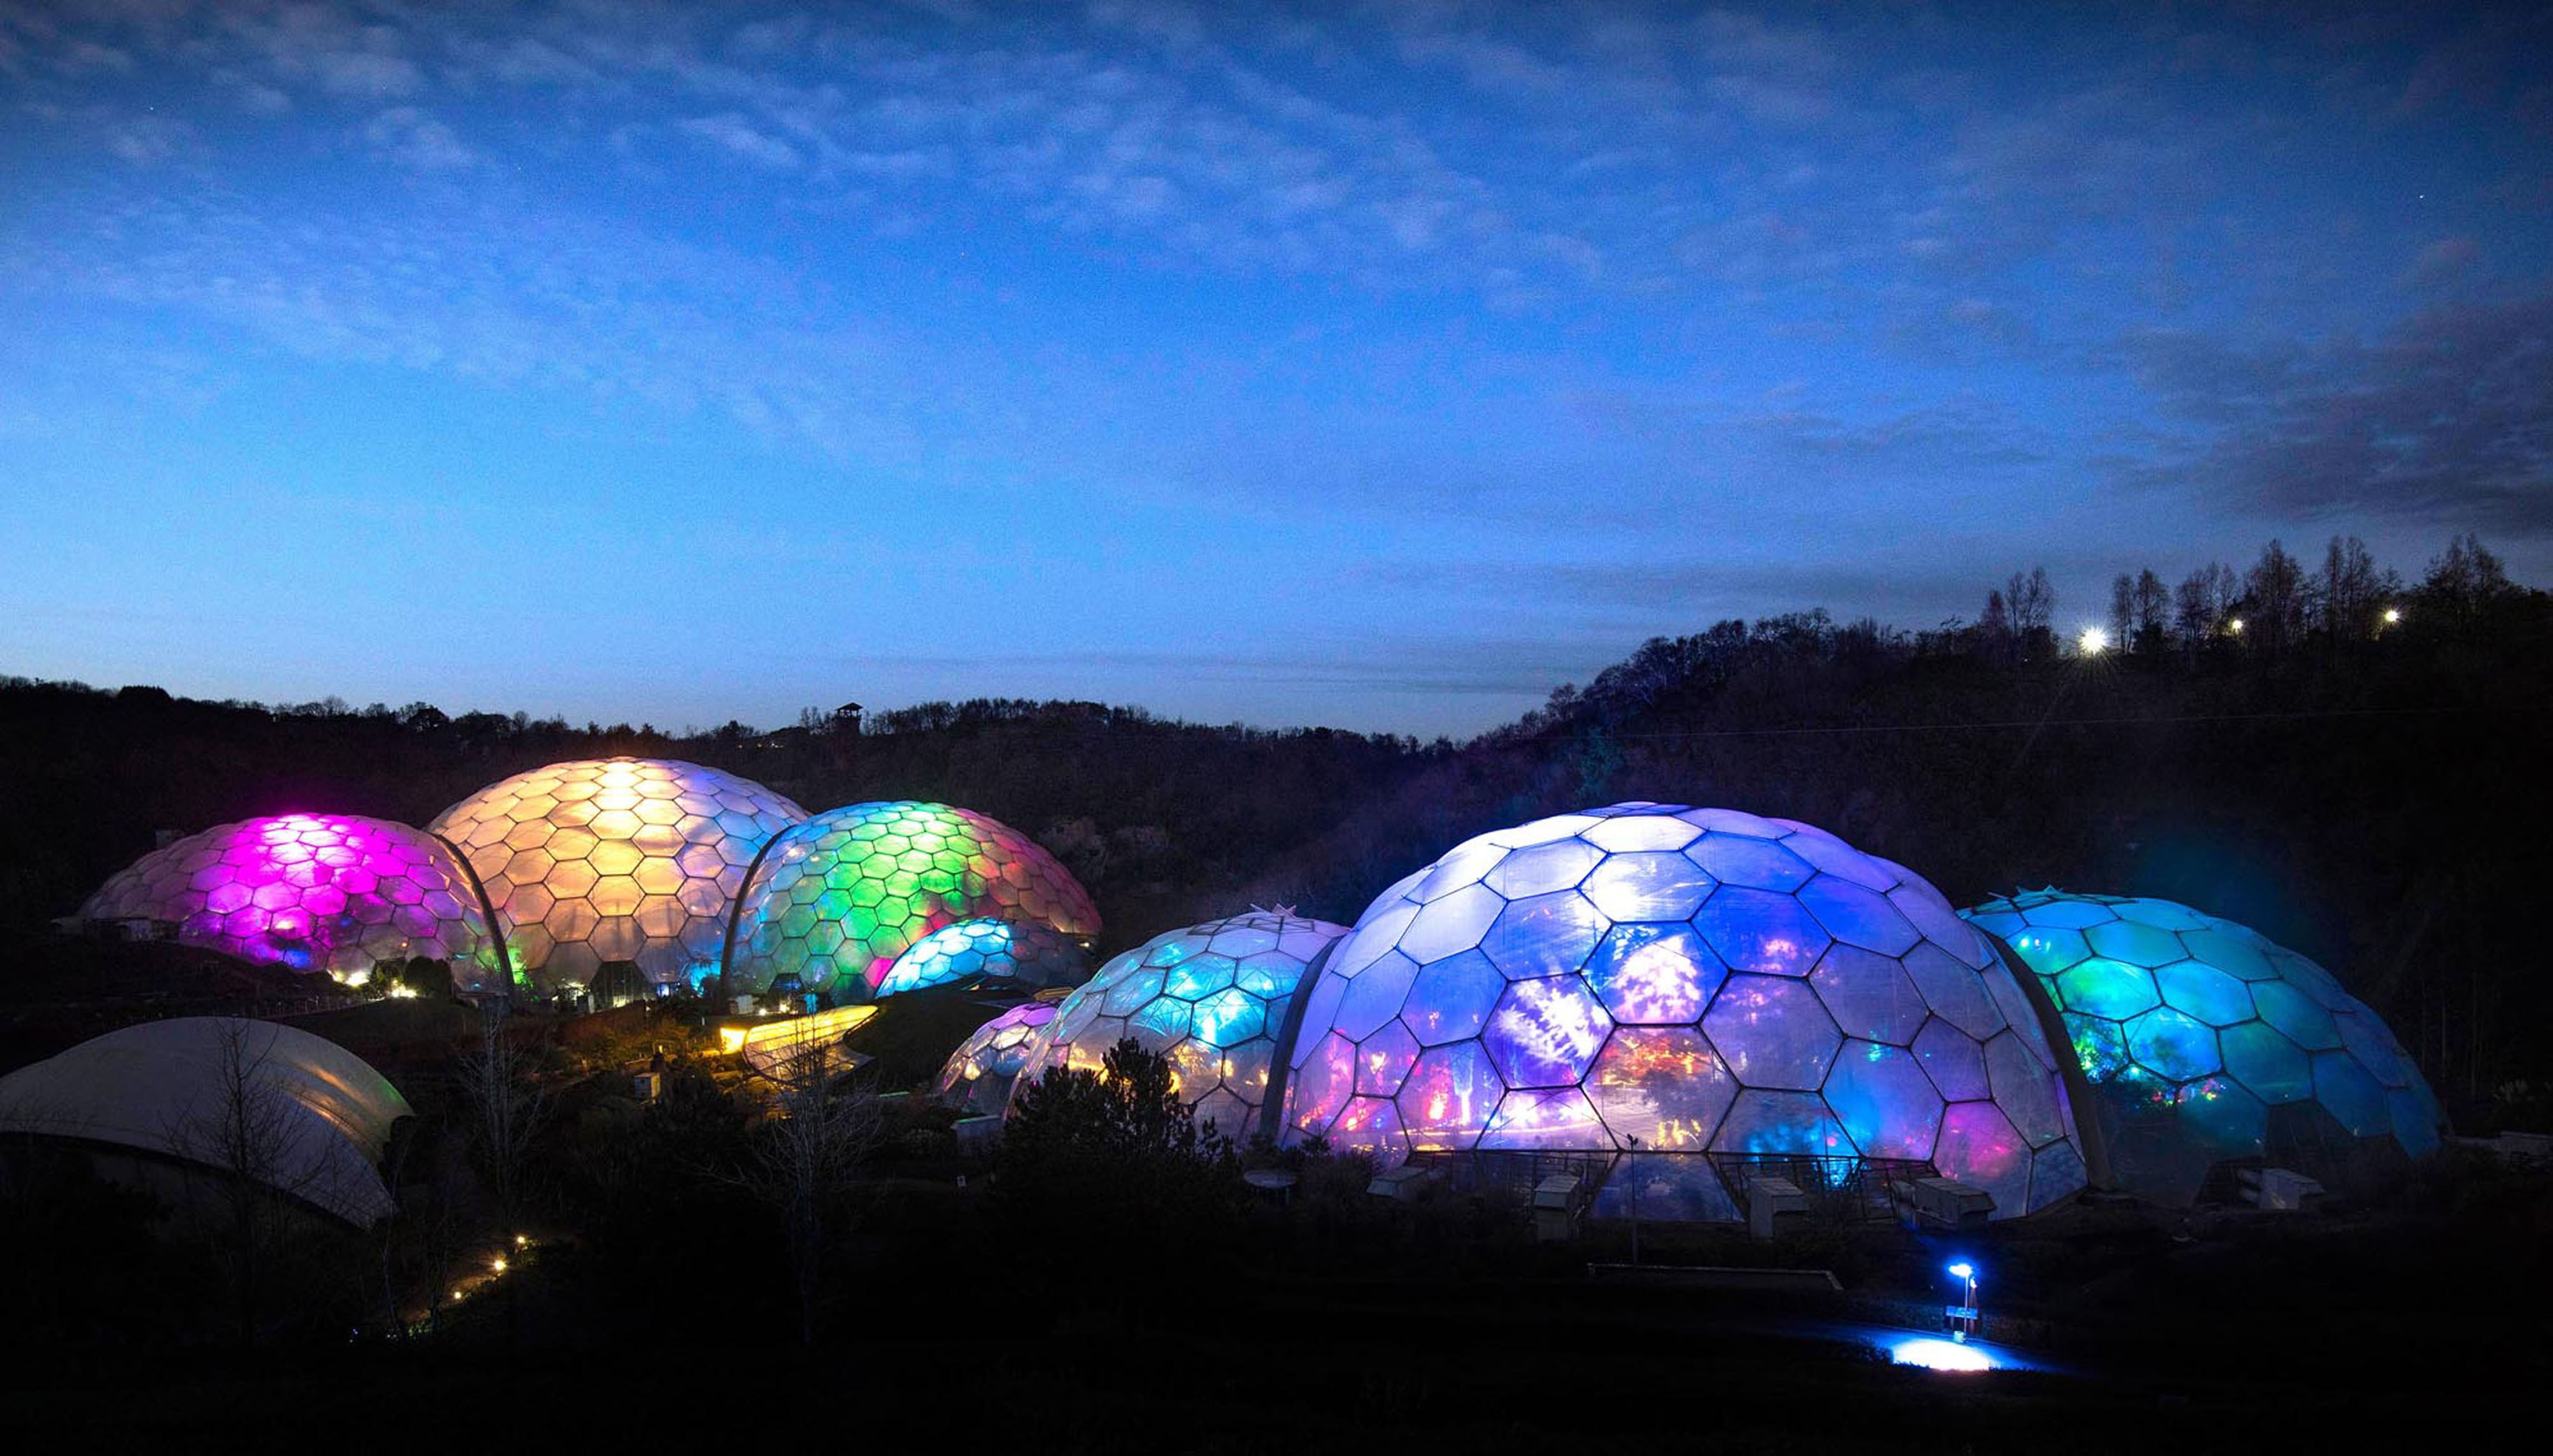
[724,802,1099,1003]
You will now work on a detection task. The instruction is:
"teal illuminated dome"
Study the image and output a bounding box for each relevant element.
[1963,890,2446,1206]
[1012,911,1348,1142]
[1278,804,2089,1222]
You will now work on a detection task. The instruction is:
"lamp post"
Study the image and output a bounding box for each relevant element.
[1621,1135,1643,1266]
[1947,1262,1979,1343]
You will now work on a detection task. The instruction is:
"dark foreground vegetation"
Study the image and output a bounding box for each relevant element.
[0,1019,2544,1448]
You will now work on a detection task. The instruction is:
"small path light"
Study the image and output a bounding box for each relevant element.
[1946,1261,1980,1342]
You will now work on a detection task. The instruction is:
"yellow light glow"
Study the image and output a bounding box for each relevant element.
[2077,626,2109,655]
[492,1257,509,1274]
[2382,607,2402,625]
[2227,617,2244,634]
[729,1003,879,1072]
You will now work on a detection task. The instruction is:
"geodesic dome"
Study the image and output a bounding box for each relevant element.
[877,918,1092,998]
[1012,911,1348,1142]
[724,802,1099,1003]
[1280,804,2089,1222]
[429,758,805,997]
[79,813,504,992]
[1963,889,2446,1206]
[935,1002,1061,1115]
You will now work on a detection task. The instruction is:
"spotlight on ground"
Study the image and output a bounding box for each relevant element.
[1888,1336,1998,1372]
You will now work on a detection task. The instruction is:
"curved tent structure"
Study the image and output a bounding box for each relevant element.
[0,1017,413,1225]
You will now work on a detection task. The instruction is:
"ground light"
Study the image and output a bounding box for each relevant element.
[1888,1336,1999,1372]
[1947,1262,1980,1341]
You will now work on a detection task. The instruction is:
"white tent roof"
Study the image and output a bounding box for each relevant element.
[0,1017,412,1225]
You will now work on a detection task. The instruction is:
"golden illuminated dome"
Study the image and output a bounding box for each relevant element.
[430,757,806,996]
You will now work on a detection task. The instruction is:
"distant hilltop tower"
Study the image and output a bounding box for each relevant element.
[833,702,863,736]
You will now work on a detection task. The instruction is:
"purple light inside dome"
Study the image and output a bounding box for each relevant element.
[81,812,496,985]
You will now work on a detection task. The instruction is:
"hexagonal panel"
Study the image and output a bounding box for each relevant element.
[1587,1026,1735,1150]
[1585,923,1725,1025]
[1809,945,1930,1046]
[1402,949,1505,1046]
[1822,1041,1943,1160]
[1703,975,1840,1091]
[1483,975,1614,1088]
[1479,890,1609,979]
[1693,887,1830,977]
[1581,851,1714,922]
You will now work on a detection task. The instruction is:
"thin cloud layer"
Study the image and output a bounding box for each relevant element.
[0,2,2547,733]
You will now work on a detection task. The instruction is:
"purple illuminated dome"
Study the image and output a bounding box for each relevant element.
[935,1002,1062,1116]
[1279,804,2090,1222]
[430,758,806,998]
[80,813,504,991]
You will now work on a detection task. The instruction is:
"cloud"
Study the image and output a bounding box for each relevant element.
[363,106,473,170]
[679,111,800,169]
[102,114,192,164]
[2129,292,2553,534]
[2403,235,2479,289]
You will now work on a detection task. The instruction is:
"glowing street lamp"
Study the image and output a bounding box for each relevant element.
[2226,616,2245,636]
[2382,607,2403,626]
[2076,626,2109,656]
[1946,1262,1980,1341]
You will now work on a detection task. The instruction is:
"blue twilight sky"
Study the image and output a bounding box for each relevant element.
[1,2,2548,736]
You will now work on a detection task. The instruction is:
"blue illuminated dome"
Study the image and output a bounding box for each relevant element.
[1011,910,1348,1142]
[876,918,1092,998]
[1279,804,2090,1222]
[1963,889,2447,1206]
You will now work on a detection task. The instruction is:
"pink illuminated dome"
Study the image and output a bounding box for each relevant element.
[79,813,506,992]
